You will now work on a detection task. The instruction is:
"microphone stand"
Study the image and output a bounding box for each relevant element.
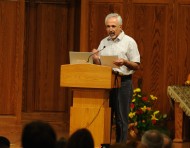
[86,46,106,63]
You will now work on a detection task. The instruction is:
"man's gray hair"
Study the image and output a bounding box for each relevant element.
[105,13,122,25]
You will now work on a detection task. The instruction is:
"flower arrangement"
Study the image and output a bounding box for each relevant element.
[128,88,167,139]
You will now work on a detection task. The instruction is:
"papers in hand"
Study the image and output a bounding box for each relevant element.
[100,55,118,68]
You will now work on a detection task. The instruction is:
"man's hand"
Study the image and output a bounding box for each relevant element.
[92,49,99,59]
[113,58,125,67]
[113,58,140,70]
[91,49,101,64]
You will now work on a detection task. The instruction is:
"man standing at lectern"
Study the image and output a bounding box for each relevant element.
[92,13,140,143]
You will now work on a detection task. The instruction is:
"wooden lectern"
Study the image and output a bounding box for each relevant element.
[60,64,120,147]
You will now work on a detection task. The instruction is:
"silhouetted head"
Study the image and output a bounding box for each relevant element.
[141,130,164,148]
[21,120,56,148]
[67,128,94,148]
[0,136,10,148]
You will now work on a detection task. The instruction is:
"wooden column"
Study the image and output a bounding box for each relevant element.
[173,102,183,142]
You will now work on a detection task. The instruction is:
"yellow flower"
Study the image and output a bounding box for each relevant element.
[150,95,157,100]
[132,99,136,102]
[138,94,142,98]
[153,110,160,115]
[141,106,147,112]
[134,88,141,93]
[129,112,136,118]
[151,111,160,120]
[151,114,158,120]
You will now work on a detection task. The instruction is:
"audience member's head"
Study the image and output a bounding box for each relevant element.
[21,120,56,148]
[66,128,94,148]
[141,130,164,148]
[56,137,67,148]
[162,134,172,148]
[0,136,10,148]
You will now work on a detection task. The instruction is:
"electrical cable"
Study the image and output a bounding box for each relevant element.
[85,99,107,128]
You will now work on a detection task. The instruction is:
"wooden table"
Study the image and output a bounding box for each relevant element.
[167,86,190,142]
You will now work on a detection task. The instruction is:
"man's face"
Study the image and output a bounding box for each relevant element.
[105,17,122,40]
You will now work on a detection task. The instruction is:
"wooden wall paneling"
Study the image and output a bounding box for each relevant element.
[177,0,190,4]
[22,111,69,136]
[80,0,89,52]
[131,1,174,113]
[177,1,190,84]
[88,0,124,51]
[35,3,68,111]
[24,1,70,112]
[0,0,24,122]
[80,0,124,52]
[64,0,81,119]
[123,0,134,36]
[24,1,38,112]
[123,0,139,87]
[67,0,81,52]
[163,1,177,115]
[133,0,170,4]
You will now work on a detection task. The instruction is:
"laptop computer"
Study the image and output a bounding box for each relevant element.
[100,55,118,68]
[69,51,93,64]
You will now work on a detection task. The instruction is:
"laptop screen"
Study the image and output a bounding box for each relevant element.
[69,51,93,64]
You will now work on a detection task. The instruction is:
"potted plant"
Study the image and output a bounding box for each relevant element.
[128,88,167,139]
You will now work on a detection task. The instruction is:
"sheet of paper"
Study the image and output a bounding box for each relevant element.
[100,55,118,68]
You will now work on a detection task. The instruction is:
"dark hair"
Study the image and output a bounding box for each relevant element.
[21,120,56,148]
[141,130,164,148]
[0,136,10,148]
[67,128,94,148]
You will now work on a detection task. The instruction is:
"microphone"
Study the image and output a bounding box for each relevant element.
[86,46,106,63]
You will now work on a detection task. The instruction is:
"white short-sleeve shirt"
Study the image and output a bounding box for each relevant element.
[98,31,140,75]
